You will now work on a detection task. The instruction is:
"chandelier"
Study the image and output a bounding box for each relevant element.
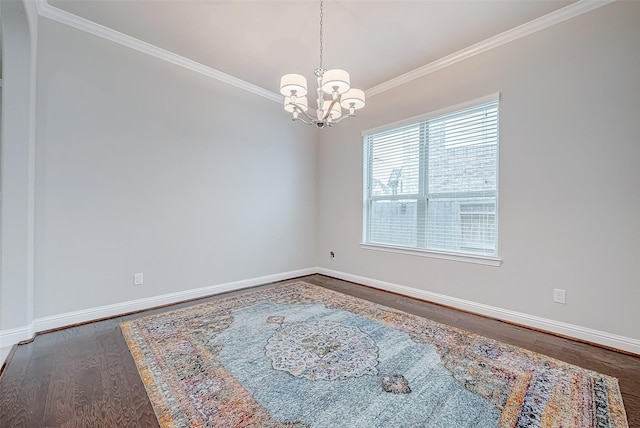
[280,0,365,129]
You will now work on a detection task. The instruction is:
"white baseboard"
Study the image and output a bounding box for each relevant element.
[0,267,315,349]
[2,266,639,356]
[1,346,12,366]
[0,325,34,349]
[316,267,640,356]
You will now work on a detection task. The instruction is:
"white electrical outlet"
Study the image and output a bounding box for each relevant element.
[133,273,144,286]
[553,288,566,304]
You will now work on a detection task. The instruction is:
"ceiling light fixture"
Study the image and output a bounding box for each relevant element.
[280,0,365,129]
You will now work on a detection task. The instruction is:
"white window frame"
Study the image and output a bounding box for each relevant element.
[361,94,502,266]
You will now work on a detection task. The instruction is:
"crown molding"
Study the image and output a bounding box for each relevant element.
[35,1,614,108]
[365,0,616,97]
[35,0,282,103]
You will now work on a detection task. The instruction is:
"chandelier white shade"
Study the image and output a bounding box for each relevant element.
[280,74,308,97]
[280,0,365,129]
[340,89,366,110]
[284,95,308,112]
[321,69,351,95]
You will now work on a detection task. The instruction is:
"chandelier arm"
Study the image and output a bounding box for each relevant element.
[328,113,355,125]
[321,98,340,121]
[293,115,314,126]
[288,102,319,123]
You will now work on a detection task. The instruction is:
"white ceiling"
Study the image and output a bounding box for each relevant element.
[48,0,576,94]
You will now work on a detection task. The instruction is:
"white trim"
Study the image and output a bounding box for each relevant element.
[0,0,39,352]
[0,268,315,348]
[35,1,281,103]
[35,1,614,104]
[361,95,501,266]
[0,324,34,349]
[316,267,640,356]
[360,244,502,267]
[25,0,39,344]
[33,268,315,332]
[362,93,499,137]
[2,266,638,355]
[365,0,616,97]
[1,347,12,366]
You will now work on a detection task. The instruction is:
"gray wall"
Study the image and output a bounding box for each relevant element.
[316,1,640,340]
[32,18,317,318]
[0,0,37,334]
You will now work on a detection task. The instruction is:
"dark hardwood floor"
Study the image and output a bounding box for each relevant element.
[1,274,638,427]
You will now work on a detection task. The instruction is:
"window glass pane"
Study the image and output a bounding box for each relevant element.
[363,99,499,258]
[370,126,420,196]
[460,201,496,253]
[368,200,417,246]
[426,197,496,255]
[428,106,497,194]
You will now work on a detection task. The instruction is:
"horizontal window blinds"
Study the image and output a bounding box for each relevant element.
[363,100,499,256]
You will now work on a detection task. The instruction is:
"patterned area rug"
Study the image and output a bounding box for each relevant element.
[120,281,629,427]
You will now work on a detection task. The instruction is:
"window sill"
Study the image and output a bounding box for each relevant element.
[360,243,502,267]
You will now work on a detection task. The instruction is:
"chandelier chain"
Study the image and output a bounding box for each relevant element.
[319,0,324,70]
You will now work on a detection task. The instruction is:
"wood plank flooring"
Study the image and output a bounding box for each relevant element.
[1,274,638,427]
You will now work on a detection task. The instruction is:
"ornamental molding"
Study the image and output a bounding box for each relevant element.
[35,0,615,101]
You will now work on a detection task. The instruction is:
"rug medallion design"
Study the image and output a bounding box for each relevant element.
[120,282,629,427]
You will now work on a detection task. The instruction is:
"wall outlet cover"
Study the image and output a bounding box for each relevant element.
[133,273,144,286]
[553,288,566,304]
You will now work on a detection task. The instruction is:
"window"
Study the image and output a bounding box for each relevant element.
[362,96,499,259]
